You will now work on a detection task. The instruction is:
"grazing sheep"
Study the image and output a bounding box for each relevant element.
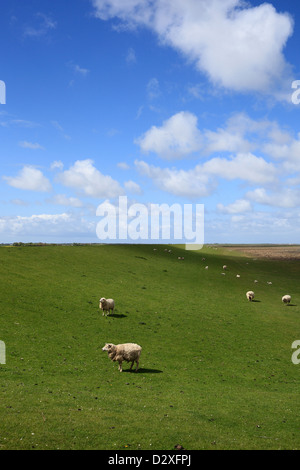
[99,297,115,316]
[282,295,291,305]
[102,343,142,372]
[205,266,208,269]
[236,274,240,278]
[223,265,227,270]
[267,281,272,285]
[246,291,255,301]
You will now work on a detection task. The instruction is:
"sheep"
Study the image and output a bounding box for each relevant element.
[282,295,291,305]
[246,291,255,301]
[223,265,227,270]
[99,297,115,316]
[102,343,142,372]
[236,274,240,278]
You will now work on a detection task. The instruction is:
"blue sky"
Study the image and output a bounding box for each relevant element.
[1,0,300,244]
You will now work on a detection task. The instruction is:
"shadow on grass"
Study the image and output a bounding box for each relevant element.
[123,368,163,374]
[251,300,261,303]
[285,304,297,307]
[106,313,127,318]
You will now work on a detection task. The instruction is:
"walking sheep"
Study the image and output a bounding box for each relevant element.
[246,291,255,301]
[99,297,115,316]
[282,295,291,305]
[102,343,142,372]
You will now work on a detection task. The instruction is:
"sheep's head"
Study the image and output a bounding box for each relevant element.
[100,297,106,304]
[102,343,114,352]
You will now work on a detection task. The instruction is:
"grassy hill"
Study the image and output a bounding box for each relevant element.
[0,244,299,450]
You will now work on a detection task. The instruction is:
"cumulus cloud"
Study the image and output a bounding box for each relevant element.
[247,187,300,208]
[91,0,294,97]
[135,160,213,198]
[124,180,142,194]
[135,111,202,159]
[49,194,84,208]
[202,153,277,185]
[57,159,124,198]
[217,199,252,214]
[135,151,277,199]
[0,213,95,240]
[3,166,52,192]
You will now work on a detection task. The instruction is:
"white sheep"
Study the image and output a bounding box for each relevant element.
[223,265,227,270]
[282,295,291,305]
[102,343,142,372]
[99,297,115,316]
[246,291,255,301]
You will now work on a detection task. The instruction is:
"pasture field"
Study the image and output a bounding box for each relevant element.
[0,243,299,450]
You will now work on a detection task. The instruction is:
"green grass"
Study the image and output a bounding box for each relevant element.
[0,244,299,450]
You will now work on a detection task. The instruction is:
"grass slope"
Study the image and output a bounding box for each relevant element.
[0,244,299,450]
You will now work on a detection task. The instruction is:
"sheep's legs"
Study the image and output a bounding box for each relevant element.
[118,361,123,372]
[135,360,139,372]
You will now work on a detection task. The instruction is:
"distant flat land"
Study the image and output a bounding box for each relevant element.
[217,245,300,260]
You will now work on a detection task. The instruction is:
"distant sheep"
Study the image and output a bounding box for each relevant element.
[246,291,255,301]
[102,343,142,372]
[236,274,240,278]
[99,297,115,316]
[223,265,227,270]
[282,295,291,305]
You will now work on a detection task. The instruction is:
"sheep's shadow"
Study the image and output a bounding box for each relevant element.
[105,313,127,318]
[251,300,261,303]
[285,304,297,307]
[123,368,163,374]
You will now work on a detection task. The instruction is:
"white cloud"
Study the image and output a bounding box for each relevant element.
[49,194,84,208]
[146,78,160,100]
[24,12,57,38]
[0,213,95,240]
[19,141,45,150]
[117,162,130,170]
[91,0,294,98]
[202,153,277,185]
[124,180,142,194]
[135,111,202,159]
[57,159,124,198]
[135,160,212,198]
[217,199,252,214]
[68,61,90,76]
[126,47,136,64]
[247,188,300,208]
[4,166,52,192]
[51,160,64,171]
[135,152,277,199]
